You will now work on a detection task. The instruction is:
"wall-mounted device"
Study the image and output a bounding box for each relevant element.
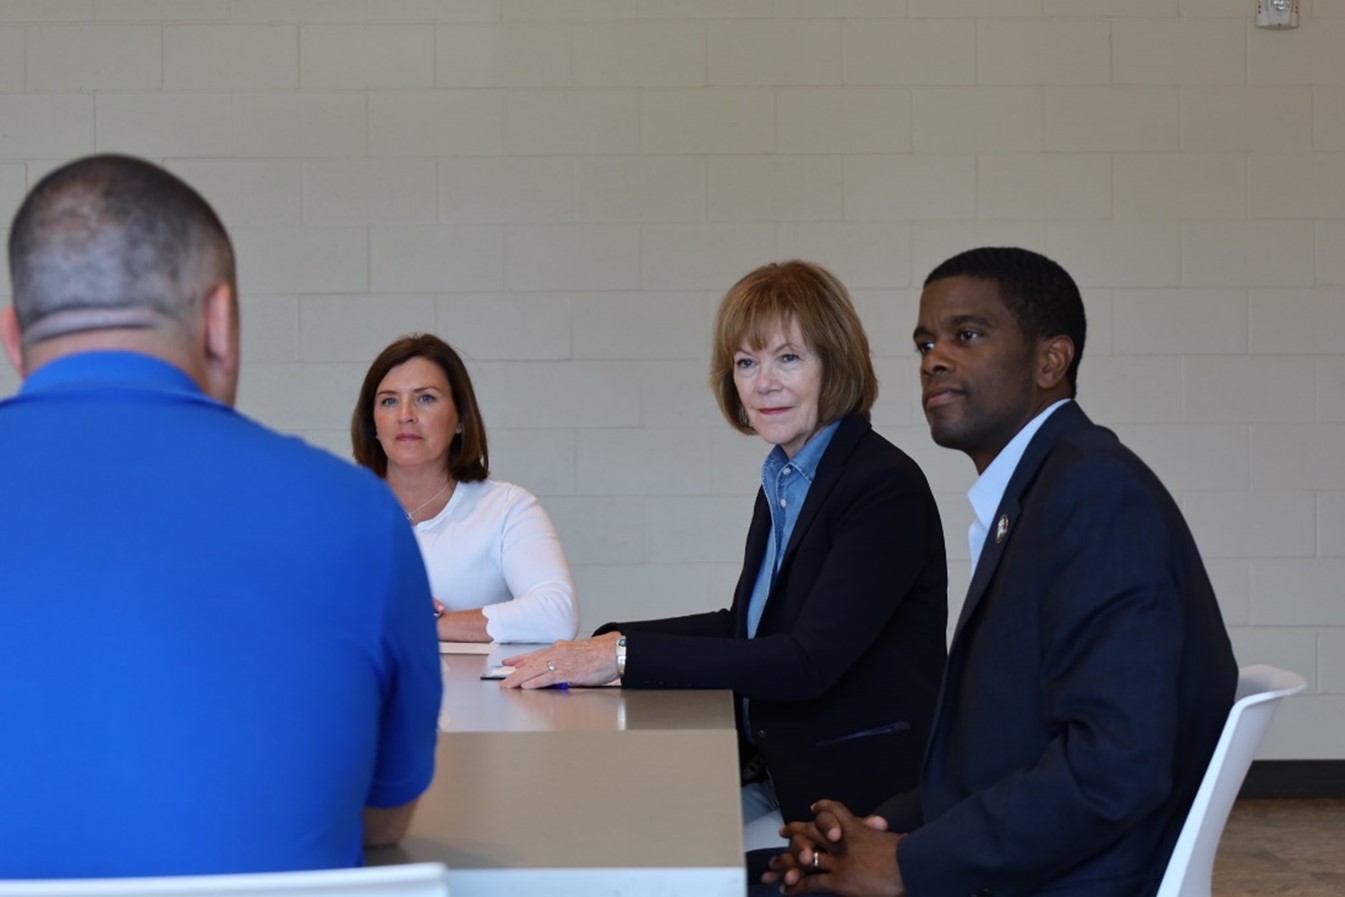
[1256,0,1299,29]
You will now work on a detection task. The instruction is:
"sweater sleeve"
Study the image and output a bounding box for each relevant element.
[480,485,580,644]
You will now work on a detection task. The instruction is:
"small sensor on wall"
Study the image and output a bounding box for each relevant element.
[1256,0,1299,29]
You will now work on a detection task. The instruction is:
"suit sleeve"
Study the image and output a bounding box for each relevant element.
[898,454,1187,897]
[614,460,939,700]
[595,608,734,640]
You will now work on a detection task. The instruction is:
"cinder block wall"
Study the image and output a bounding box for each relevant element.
[0,0,1341,759]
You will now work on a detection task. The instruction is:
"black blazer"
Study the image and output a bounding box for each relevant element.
[597,415,947,823]
[883,402,1236,897]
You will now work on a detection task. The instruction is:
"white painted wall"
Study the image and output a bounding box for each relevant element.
[0,0,1341,759]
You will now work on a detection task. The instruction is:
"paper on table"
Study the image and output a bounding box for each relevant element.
[439,641,495,655]
[481,665,622,687]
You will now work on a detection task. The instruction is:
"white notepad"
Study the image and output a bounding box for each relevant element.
[438,641,495,655]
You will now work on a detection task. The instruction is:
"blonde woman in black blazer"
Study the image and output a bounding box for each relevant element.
[504,260,948,845]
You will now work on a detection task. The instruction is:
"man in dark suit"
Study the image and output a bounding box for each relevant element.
[765,247,1237,897]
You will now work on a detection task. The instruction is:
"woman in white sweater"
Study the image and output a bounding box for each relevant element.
[351,334,578,644]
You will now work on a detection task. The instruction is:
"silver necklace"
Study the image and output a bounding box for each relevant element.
[405,480,452,522]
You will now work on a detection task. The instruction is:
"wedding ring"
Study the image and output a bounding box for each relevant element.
[811,851,822,870]
[547,661,556,672]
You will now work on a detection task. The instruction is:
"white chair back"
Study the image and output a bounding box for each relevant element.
[1154,664,1306,897]
[0,862,448,897]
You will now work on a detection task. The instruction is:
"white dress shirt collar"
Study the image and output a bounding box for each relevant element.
[967,398,1071,576]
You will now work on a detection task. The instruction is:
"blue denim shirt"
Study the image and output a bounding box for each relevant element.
[744,419,841,638]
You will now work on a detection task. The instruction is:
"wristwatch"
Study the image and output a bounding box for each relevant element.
[615,635,627,680]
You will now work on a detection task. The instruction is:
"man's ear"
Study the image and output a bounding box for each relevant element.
[201,283,239,406]
[1,305,25,377]
[1035,334,1075,392]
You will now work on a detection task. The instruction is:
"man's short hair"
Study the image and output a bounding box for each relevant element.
[7,154,235,345]
[711,259,879,434]
[924,247,1087,396]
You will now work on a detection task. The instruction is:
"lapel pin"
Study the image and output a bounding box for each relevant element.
[995,514,1010,543]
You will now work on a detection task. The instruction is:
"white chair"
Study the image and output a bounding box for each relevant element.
[1154,664,1306,897]
[0,863,449,897]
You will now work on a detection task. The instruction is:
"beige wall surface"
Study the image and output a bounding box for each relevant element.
[0,0,1341,759]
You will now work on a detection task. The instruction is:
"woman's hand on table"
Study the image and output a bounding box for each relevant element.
[500,632,622,688]
[433,600,492,642]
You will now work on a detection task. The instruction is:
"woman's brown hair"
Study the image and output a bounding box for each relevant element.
[351,334,489,482]
[710,260,878,434]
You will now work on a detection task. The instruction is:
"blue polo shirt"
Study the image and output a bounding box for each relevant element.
[0,351,441,877]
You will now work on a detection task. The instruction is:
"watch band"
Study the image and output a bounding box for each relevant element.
[615,635,627,680]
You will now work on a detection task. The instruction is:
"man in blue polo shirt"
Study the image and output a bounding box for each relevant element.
[0,154,442,877]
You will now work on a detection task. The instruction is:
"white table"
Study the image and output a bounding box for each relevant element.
[366,647,747,896]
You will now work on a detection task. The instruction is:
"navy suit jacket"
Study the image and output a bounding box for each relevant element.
[598,415,948,823]
[882,402,1236,897]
